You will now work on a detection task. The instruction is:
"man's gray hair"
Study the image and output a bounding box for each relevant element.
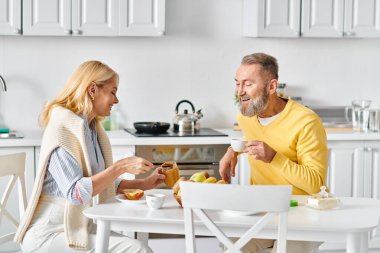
[241,53,279,80]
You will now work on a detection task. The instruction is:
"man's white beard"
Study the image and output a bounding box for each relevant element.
[239,90,269,117]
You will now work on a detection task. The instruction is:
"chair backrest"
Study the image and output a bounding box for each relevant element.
[0,152,27,245]
[180,182,292,253]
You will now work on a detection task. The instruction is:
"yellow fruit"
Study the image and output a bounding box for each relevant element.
[203,177,217,183]
[190,172,207,182]
[216,180,226,184]
[199,171,210,179]
[172,177,187,194]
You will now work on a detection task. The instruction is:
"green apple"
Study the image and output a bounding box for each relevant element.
[190,172,207,182]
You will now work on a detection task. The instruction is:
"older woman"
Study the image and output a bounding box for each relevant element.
[14,61,164,252]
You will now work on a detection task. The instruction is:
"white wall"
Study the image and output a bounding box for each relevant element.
[1,0,380,131]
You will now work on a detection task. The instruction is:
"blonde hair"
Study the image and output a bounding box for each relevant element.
[39,60,119,127]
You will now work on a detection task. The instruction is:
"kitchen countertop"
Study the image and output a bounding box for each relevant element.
[2,128,380,147]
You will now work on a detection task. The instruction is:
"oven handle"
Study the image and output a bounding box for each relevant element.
[153,162,220,166]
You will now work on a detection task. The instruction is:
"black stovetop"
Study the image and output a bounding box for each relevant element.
[124,128,228,137]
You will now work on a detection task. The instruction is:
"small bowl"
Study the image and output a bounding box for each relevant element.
[146,193,166,209]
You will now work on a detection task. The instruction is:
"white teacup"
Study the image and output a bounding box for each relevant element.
[230,139,247,152]
[146,194,166,209]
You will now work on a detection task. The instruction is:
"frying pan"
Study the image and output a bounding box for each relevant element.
[133,122,170,134]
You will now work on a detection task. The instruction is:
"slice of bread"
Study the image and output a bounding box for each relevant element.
[123,189,144,200]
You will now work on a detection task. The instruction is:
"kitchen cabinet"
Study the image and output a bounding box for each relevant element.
[327,140,380,198]
[19,0,165,36]
[302,0,380,38]
[324,140,380,251]
[0,0,22,35]
[119,0,165,36]
[301,0,344,37]
[0,147,34,243]
[243,0,380,38]
[23,0,118,36]
[243,0,301,37]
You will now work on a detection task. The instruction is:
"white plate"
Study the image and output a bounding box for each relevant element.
[115,194,146,205]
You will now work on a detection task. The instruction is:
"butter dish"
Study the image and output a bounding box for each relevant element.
[307,186,340,210]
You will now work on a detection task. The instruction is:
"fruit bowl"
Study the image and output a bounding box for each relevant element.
[171,172,227,208]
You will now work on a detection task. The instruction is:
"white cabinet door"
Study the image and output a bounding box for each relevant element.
[119,0,165,36]
[23,0,164,36]
[71,0,118,36]
[243,0,301,37]
[345,0,380,38]
[327,141,363,197]
[301,0,344,37]
[365,141,380,199]
[23,0,71,35]
[24,0,118,36]
[328,140,380,199]
[0,0,21,35]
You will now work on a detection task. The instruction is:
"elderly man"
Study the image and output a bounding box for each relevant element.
[219,52,328,253]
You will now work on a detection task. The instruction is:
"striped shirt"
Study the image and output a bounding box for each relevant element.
[42,117,122,205]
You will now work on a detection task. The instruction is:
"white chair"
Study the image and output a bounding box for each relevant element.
[180,182,292,253]
[0,153,27,249]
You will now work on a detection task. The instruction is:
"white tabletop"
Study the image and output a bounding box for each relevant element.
[84,189,380,242]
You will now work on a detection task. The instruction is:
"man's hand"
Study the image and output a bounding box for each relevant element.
[244,141,276,163]
[219,147,238,183]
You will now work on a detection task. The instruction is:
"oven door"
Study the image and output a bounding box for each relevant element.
[134,144,228,186]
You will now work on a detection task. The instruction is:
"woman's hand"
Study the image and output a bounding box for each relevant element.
[142,168,166,190]
[114,156,154,175]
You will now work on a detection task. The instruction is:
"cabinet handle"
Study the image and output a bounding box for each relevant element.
[64,30,72,35]
[365,147,378,153]
[72,30,81,35]
[13,29,21,34]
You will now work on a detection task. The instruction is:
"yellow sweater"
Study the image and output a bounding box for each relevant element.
[237,99,328,195]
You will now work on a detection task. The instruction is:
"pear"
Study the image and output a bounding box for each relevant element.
[199,171,210,179]
[190,172,207,182]
[172,177,187,194]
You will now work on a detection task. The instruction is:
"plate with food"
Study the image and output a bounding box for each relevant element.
[116,189,146,205]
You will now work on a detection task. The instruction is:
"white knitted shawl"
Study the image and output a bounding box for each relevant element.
[14,106,115,249]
